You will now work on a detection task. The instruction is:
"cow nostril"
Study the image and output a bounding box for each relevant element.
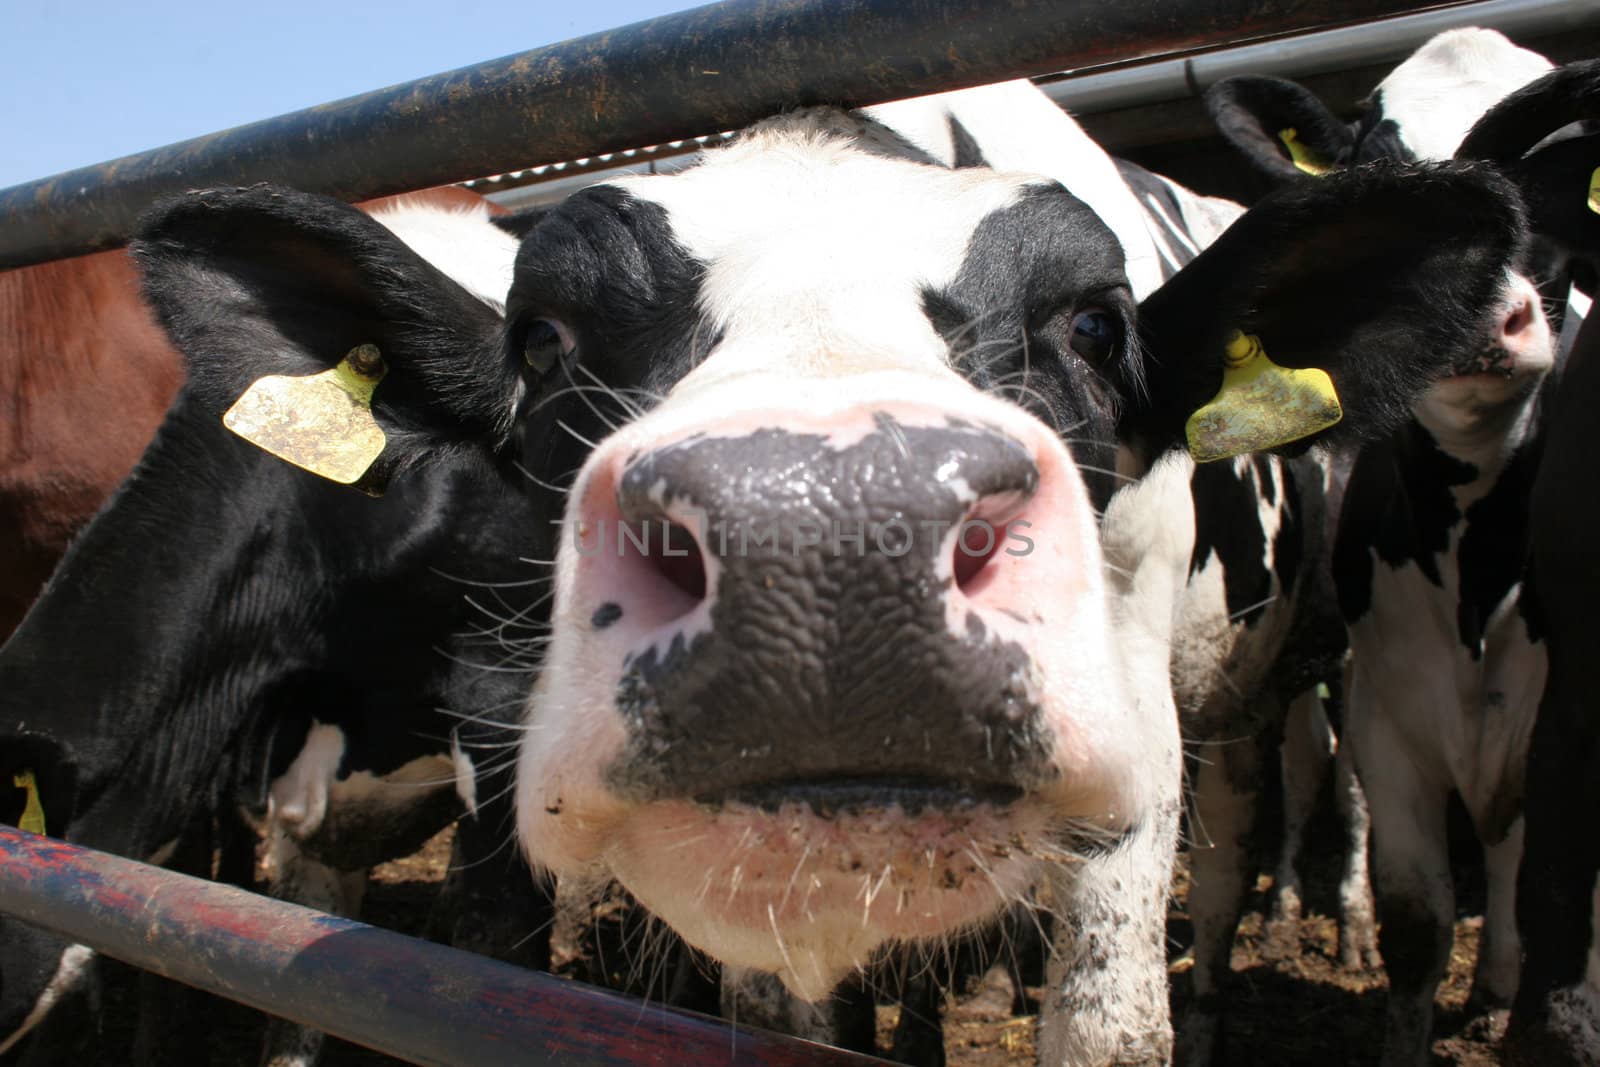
[952,492,1028,597]
[622,519,707,602]
[953,518,1006,592]
[1503,294,1536,340]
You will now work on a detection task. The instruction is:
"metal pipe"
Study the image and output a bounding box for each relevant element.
[0,826,885,1067]
[1038,0,1600,115]
[482,0,1600,213]
[0,0,1473,269]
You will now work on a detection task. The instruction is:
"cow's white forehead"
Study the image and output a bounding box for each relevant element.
[1376,28,1552,161]
[611,115,1046,376]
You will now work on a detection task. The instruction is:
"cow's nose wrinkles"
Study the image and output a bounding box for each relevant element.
[613,418,1041,592]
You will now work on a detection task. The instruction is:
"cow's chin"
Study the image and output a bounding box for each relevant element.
[600,796,1062,1000]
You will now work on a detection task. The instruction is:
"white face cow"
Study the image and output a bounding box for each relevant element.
[515,112,1181,1002]
[122,79,1531,1065]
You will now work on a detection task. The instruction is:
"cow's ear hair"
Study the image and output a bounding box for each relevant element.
[132,184,520,489]
[493,207,548,239]
[1510,132,1600,286]
[1204,76,1353,182]
[1127,161,1528,459]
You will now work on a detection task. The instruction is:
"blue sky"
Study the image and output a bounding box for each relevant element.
[0,0,695,188]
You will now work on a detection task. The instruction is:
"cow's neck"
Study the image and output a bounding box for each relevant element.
[1412,374,1545,490]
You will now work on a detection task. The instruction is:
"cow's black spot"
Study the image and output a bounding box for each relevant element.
[592,602,624,629]
[1189,460,1273,627]
[1335,419,1473,623]
[921,183,1136,511]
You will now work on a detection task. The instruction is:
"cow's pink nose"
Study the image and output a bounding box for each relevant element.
[1502,283,1538,346]
[1497,275,1551,368]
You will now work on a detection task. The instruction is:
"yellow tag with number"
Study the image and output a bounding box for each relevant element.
[1588,166,1598,216]
[223,344,388,486]
[13,770,45,835]
[1278,128,1333,177]
[1186,331,1343,463]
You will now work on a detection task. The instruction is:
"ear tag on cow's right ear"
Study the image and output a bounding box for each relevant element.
[12,770,46,835]
[223,344,389,487]
[1185,331,1343,463]
[1588,166,1599,215]
[1278,128,1333,177]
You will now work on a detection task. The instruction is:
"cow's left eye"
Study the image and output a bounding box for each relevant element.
[523,318,577,374]
[1067,309,1119,364]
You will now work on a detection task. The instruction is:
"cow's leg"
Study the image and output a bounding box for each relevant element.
[720,969,875,1052]
[1175,730,1264,1067]
[1040,800,1177,1067]
[428,737,556,972]
[1506,648,1600,1064]
[886,966,948,1067]
[133,812,220,1066]
[1352,676,1452,1067]
[1471,815,1525,1014]
[1267,687,1331,955]
[258,828,350,1067]
[1332,738,1379,971]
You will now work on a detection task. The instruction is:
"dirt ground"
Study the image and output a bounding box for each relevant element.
[85,811,1503,1066]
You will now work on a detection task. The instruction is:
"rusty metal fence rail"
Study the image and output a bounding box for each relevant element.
[0,0,1483,270]
[0,826,885,1067]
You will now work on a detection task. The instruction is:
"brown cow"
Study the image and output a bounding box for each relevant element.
[0,249,182,639]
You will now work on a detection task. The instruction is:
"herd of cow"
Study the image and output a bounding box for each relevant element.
[0,22,1596,1067]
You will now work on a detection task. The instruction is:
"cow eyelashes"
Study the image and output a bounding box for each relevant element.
[522,318,578,375]
[1067,309,1120,364]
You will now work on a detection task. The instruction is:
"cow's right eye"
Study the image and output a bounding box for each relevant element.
[523,318,577,374]
[1067,309,1119,364]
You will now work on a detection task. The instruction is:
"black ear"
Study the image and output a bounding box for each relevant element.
[1457,59,1600,166]
[493,207,549,239]
[132,184,520,490]
[1510,132,1600,278]
[1204,75,1354,182]
[1128,161,1528,458]
[1456,59,1600,281]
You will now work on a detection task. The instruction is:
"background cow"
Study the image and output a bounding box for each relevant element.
[1462,58,1600,1067]
[1206,29,1590,1066]
[0,192,554,1066]
[0,251,183,642]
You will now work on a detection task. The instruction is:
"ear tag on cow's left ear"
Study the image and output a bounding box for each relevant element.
[1278,128,1333,177]
[1588,166,1599,215]
[223,344,388,487]
[12,770,46,835]
[1185,331,1343,463]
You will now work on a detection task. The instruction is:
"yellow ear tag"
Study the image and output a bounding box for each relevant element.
[223,344,388,486]
[1278,128,1333,177]
[1588,166,1598,216]
[1185,331,1343,463]
[12,770,46,835]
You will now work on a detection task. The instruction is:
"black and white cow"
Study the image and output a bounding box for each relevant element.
[1510,312,1600,1067]
[98,73,1536,1066]
[1207,28,1587,1065]
[0,197,555,1065]
[1457,59,1600,1067]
